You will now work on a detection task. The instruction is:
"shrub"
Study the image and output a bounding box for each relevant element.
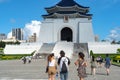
[114,56,120,60]
[1,54,31,60]
[117,48,120,53]
[0,41,5,48]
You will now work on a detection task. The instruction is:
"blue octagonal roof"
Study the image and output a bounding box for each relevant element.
[56,0,88,8]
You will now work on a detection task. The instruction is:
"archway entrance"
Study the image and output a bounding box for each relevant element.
[61,27,73,42]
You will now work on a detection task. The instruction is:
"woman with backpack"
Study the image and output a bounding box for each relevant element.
[58,50,70,80]
[74,52,87,80]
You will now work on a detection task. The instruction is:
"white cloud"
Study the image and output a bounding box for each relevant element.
[23,20,41,40]
[109,30,118,38]
[7,31,12,39]
[106,27,120,41]
[7,20,41,41]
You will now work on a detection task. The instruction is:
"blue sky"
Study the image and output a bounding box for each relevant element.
[0,0,120,41]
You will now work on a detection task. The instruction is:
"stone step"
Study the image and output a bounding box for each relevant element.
[38,43,55,54]
[73,43,89,58]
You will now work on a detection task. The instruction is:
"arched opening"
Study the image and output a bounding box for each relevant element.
[61,27,73,42]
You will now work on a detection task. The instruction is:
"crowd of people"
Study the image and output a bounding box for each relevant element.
[90,54,111,76]
[46,51,111,80]
[21,56,32,64]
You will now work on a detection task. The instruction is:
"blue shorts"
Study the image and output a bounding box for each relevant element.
[105,64,110,68]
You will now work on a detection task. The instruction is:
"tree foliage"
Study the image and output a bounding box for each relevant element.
[0,41,21,48]
[117,48,120,53]
[90,50,93,56]
[0,41,5,48]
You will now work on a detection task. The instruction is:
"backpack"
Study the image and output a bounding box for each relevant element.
[61,59,68,73]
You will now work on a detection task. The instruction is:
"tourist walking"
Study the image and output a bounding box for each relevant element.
[47,53,57,80]
[96,56,103,67]
[22,56,27,64]
[74,52,87,80]
[99,56,103,67]
[105,54,111,75]
[28,56,32,63]
[58,50,70,80]
[90,56,97,75]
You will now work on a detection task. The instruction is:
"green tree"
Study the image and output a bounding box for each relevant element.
[14,40,20,44]
[6,41,20,45]
[0,41,6,48]
[117,41,120,44]
[117,48,120,53]
[111,40,116,44]
[101,40,107,42]
[90,50,94,56]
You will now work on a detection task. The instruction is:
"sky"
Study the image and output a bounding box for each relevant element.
[0,0,120,41]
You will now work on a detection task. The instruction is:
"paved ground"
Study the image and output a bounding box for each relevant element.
[0,57,120,80]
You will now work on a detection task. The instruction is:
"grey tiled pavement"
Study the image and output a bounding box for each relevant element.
[0,56,120,80]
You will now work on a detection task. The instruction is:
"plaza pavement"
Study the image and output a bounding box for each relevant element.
[0,56,120,80]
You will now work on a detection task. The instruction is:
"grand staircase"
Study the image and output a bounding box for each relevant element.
[73,43,89,58]
[36,42,89,59]
[38,43,55,54]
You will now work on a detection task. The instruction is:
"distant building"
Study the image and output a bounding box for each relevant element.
[28,33,36,42]
[12,28,23,40]
[0,33,7,40]
[95,35,99,42]
[2,37,17,42]
[2,36,26,43]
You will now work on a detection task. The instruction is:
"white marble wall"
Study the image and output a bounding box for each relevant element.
[4,43,43,54]
[79,22,95,43]
[88,42,120,54]
[39,18,95,43]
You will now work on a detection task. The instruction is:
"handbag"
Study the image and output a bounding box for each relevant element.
[45,66,49,73]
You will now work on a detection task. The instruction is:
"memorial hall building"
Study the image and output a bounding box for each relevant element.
[39,0,95,43]
[4,0,120,58]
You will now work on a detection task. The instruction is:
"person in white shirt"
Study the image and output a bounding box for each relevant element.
[58,50,70,80]
[47,53,57,80]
